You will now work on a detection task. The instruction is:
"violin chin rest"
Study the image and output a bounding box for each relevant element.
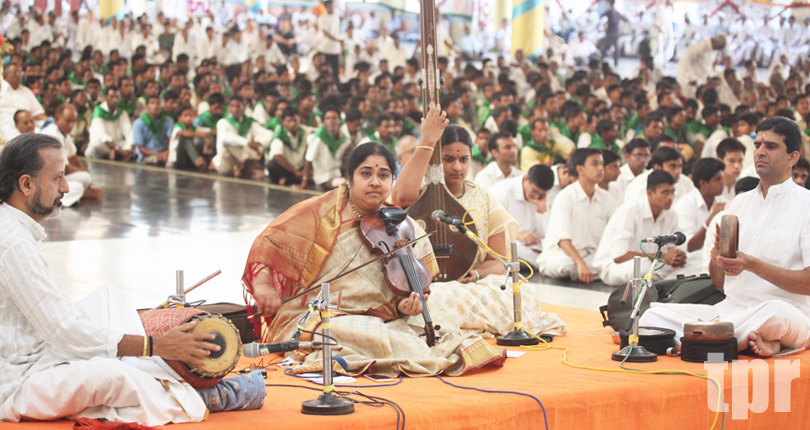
[379,207,408,223]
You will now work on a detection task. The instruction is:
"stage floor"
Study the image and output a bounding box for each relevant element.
[6,304,809,430]
[40,159,613,311]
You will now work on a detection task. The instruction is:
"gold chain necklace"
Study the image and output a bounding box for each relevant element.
[347,189,364,218]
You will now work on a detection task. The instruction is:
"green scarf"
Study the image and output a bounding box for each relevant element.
[558,121,578,142]
[225,116,256,138]
[119,96,137,117]
[665,125,685,143]
[68,72,83,85]
[518,123,532,144]
[472,145,489,164]
[92,104,123,121]
[588,133,620,153]
[198,111,220,129]
[524,138,553,155]
[313,126,346,158]
[477,103,491,126]
[685,119,712,138]
[140,113,167,138]
[274,125,304,151]
[625,113,642,132]
[174,122,195,131]
[264,117,281,130]
[804,127,809,138]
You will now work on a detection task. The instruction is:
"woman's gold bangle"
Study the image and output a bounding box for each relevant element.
[143,336,149,357]
[416,145,434,151]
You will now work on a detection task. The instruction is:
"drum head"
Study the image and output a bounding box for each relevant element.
[188,313,242,378]
[719,214,738,258]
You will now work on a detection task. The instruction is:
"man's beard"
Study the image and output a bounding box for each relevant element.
[28,187,64,219]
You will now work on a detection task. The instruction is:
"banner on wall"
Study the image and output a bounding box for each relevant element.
[511,0,545,60]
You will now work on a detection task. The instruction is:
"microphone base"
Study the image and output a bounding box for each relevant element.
[301,393,355,416]
[497,330,540,346]
[611,344,658,363]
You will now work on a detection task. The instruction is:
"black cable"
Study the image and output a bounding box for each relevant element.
[298,327,340,346]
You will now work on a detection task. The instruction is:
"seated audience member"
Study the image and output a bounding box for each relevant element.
[40,104,103,206]
[13,110,35,137]
[588,119,621,153]
[132,95,174,165]
[594,170,686,285]
[475,131,523,189]
[674,157,726,275]
[490,164,555,265]
[87,86,133,161]
[470,127,492,177]
[0,63,46,139]
[613,138,651,201]
[701,176,760,273]
[266,107,310,185]
[167,105,214,172]
[792,157,809,187]
[537,148,616,283]
[303,106,354,189]
[599,149,623,202]
[0,134,265,423]
[624,146,695,205]
[213,96,272,179]
[394,135,419,173]
[641,117,810,357]
[716,138,746,201]
[520,117,571,171]
[734,112,759,173]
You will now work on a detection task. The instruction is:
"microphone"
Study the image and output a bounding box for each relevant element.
[243,341,319,358]
[641,232,686,246]
[432,210,466,229]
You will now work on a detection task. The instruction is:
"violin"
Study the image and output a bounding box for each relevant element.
[360,207,438,346]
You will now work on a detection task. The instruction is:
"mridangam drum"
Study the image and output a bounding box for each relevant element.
[139,308,241,388]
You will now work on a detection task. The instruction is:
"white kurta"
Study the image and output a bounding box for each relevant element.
[623,169,695,205]
[474,162,524,191]
[538,181,616,279]
[267,127,310,171]
[212,119,272,174]
[0,204,206,424]
[593,198,681,285]
[86,104,134,159]
[40,124,91,208]
[642,179,810,351]
[0,80,45,138]
[305,129,353,186]
[489,175,549,262]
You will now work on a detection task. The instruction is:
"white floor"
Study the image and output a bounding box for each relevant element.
[42,230,610,312]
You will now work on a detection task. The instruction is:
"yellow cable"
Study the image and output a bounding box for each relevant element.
[518,329,723,430]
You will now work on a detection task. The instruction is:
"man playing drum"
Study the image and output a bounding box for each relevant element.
[641,117,810,357]
[0,134,264,424]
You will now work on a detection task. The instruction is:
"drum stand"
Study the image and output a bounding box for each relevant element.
[151,269,222,310]
[612,256,658,362]
[302,282,355,415]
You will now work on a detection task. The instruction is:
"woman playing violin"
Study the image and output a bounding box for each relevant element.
[241,112,505,376]
[392,106,567,338]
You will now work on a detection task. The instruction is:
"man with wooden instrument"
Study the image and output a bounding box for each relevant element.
[641,117,810,357]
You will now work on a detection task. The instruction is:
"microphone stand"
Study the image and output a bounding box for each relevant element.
[302,282,355,415]
[451,222,539,346]
[611,254,658,363]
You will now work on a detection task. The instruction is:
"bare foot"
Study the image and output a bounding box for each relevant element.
[82,187,104,199]
[748,331,781,357]
[233,164,243,178]
[194,157,207,173]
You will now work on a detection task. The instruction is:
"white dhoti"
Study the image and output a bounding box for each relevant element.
[0,286,207,425]
[640,299,810,351]
[536,248,597,281]
[62,171,92,208]
[599,258,674,286]
[212,145,262,175]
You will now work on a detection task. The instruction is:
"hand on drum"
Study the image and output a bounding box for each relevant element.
[154,321,221,367]
[398,291,426,316]
[716,252,752,277]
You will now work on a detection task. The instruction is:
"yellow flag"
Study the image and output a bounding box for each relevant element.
[510,0,545,60]
[98,0,124,20]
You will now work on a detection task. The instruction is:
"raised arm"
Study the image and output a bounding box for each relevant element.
[390,105,448,207]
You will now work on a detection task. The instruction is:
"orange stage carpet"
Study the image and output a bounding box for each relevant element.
[4,304,809,429]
